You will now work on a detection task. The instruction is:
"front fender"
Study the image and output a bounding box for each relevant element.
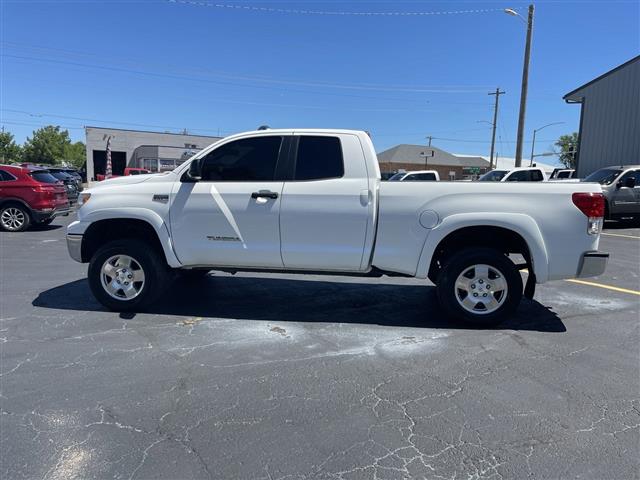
[415,212,549,283]
[70,207,181,268]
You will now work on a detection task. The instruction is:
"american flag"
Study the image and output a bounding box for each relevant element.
[105,136,112,179]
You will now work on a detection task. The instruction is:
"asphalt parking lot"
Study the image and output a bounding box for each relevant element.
[1,214,639,480]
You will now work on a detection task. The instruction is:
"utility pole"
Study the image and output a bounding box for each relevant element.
[514,4,535,167]
[488,88,505,170]
[426,135,432,147]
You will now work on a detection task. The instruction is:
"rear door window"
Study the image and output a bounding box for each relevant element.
[0,169,17,181]
[506,170,531,182]
[294,136,344,181]
[531,170,544,181]
[406,173,437,181]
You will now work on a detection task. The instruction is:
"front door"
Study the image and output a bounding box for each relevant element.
[170,135,287,267]
[611,170,640,217]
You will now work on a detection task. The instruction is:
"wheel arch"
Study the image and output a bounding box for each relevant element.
[0,197,33,214]
[79,212,180,267]
[416,213,549,283]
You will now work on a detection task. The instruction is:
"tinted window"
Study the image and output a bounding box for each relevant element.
[29,171,59,184]
[0,169,16,181]
[294,136,343,181]
[405,173,437,181]
[531,170,544,181]
[478,170,507,181]
[201,136,282,181]
[506,170,531,182]
[620,170,640,186]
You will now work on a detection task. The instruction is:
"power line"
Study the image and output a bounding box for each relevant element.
[1,43,491,95]
[168,1,506,17]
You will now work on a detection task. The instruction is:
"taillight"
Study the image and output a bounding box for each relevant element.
[572,192,605,235]
[31,185,56,193]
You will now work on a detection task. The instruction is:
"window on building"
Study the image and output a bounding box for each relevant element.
[294,136,344,181]
[200,136,282,181]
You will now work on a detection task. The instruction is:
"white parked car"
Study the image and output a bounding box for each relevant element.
[478,167,547,182]
[549,168,577,180]
[67,129,608,326]
[387,170,440,182]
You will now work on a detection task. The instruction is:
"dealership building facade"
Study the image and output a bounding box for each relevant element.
[84,126,222,182]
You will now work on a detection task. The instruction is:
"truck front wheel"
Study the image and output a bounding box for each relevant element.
[88,240,169,311]
[436,247,522,326]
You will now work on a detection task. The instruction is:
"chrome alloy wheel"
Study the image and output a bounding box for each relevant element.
[100,254,146,301]
[454,264,508,315]
[1,208,26,231]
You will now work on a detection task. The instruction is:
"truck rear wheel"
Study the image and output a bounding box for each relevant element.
[436,247,522,327]
[88,240,169,311]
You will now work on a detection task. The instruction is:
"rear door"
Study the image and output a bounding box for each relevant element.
[279,133,371,271]
[170,135,288,267]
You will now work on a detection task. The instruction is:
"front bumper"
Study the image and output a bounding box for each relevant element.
[67,234,83,262]
[577,251,609,278]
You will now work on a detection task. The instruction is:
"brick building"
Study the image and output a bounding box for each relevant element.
[377,144,490,180]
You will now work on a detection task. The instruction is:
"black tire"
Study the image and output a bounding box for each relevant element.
[436,247,523,327]
[0,203,31,232]
[88,239,169,311]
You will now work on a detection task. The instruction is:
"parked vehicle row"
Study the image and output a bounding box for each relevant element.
[0,165,71,231]
[66,128,608,326]
[478,167,547,182]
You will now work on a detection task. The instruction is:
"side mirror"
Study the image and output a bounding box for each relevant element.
[184,160,202,182]
[624,176,636,188]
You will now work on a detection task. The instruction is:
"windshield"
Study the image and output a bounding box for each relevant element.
[478,170,508,181]
[387,173,405,181]
[29,171,60,184]
[583,168,623,185]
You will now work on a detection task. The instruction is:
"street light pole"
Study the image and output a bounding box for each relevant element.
[529,121,565,166]
[506,4,534,167]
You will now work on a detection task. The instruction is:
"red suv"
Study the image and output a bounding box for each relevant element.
[0,165,70,232]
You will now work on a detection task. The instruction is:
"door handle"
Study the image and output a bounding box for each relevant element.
[251,190,278,200]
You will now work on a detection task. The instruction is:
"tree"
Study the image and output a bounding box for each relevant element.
[555,132,579,169]
[0,130,22,163]
[22,125,71,165]
[63,141,86,169]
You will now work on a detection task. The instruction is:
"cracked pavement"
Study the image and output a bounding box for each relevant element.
[1,217,639,479]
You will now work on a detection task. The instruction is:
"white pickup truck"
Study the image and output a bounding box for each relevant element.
[67,129,609,325]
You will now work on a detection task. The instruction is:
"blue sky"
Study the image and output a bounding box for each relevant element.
[1,0,638,161]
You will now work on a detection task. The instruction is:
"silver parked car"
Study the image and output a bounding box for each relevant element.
[583,165,640,220]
